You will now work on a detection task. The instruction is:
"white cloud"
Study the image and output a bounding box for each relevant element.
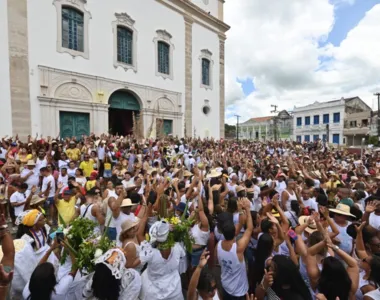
[224,1,380,124]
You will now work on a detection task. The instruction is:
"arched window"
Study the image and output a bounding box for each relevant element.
[158,41,170,75]
[202,58,210,86]
[62,6,84,52]
[117,26,133,65]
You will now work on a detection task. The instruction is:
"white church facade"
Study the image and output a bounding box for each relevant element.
[0,0,229,139]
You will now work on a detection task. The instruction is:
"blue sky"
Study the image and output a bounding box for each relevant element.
[237,0,380,99]
[225,0,380,124]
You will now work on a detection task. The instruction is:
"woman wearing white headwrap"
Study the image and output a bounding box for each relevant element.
[139,220,185,300]
[11,209,58,298]
[65,248,141,300]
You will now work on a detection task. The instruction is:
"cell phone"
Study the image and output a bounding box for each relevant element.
[287,229,297,241]
[56,232,64,242]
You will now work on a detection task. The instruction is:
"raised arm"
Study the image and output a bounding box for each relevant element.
[237,198,253,254]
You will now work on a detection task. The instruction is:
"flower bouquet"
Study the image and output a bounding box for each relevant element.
[59,217,97,266]
[59,216,115,274]
[160,215,194,253]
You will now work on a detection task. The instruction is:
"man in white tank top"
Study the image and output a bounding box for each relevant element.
[217,198,253,299]
[79,189,105,234]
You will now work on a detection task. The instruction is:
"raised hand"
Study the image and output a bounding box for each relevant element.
[198,249,210,268]
[354,221,366,233]
[266,212,279,224]
[263,268,274,289]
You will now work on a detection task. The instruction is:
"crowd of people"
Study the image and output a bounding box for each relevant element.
[0,134,379,300]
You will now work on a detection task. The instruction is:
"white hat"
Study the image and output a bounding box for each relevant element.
[149,221,170,243]
[26,160,36,166]
[329,203,355,217]
[120,198,136,207]
[207,169,222,178]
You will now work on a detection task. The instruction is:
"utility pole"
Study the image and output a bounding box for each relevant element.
[271,105,278,141]
[234,114,240,142]
[375,92,380,141]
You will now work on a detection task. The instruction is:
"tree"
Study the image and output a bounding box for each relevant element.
[225,124,236,139]
[368,135,378,146]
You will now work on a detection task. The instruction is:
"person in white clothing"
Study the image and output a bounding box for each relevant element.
[40,167,56,223]
[20,160,39,191]
[79,189,105,234]
[57,167,68,193]
[10,183,33,217]
[362,200,380,231]
[110,197,138,246]
[217,198,252,299]
[139,221,185,300]
[281,179,297,212]
[22,239,77,300]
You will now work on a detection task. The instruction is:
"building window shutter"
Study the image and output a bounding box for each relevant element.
[202,58,210,86]
[158,41,170,75]
[117,26,133,65]
[62,7,84,52]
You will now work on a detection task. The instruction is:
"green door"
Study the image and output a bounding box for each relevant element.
[163,119,173,136]
[109,91,140,110]
[59,111,90,139]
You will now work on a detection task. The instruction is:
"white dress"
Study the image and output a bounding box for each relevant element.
[11,234,59,298]
[139,241,185,300]
[66,268,141,300]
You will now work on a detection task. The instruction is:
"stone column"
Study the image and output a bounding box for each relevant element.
[7,0,32,137]
[184,15,193,138]
[219,34,226,138]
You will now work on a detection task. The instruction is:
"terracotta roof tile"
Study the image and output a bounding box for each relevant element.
[243,116,273,124]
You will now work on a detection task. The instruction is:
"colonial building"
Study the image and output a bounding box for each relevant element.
[239,110,293,141]
[292,97,372,145]
[0,0,229,139]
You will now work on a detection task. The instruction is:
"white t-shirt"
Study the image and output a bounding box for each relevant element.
[57,174,68,193]
[10,190,30,217]
[35,158,47,173]
[42,174,56,198]
[369,213,380,231]
[23,274,74,300]
[67,167,77,178]
[20,168,39,190]
[302,198,319,212]
[114,212,137,247]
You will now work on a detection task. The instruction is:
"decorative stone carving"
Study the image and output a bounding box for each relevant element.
[201,49,213,58]
[115,12,135,26]
[159,98,174,111]
[156,30,172,42]
[55,83,92,101]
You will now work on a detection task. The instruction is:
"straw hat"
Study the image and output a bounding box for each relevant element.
[183,170,193,177]
[120,198,136,207]
[120,218,140,234]
[246,187,254,193]
[207,169,222,178]
[329,203,355,217]
[26,160,36,166]
[30,195,46,206]
[147,167,157,175]
[236,186,246,193]
[298,216,318,234]
[0,239,26,261]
